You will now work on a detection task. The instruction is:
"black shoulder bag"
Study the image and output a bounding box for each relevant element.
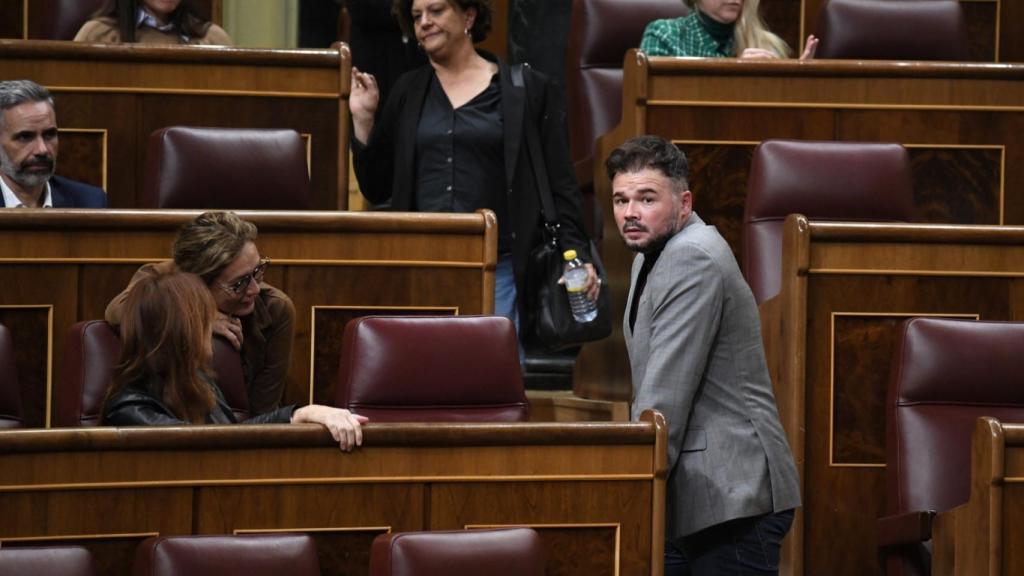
[513,64,612,351]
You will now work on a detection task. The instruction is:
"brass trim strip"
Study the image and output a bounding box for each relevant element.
[647,100,1024,113]
[21,0,27,40]
[48,86,340,99]
[0,532,159,544]
[0,473,655,493]
[809,268,1024,278]
[308,305,460,404]
[234,526,391,535]
[828,312,979,468]
[0,258,485,268]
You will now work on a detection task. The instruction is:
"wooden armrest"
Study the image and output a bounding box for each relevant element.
[877,510,936,548]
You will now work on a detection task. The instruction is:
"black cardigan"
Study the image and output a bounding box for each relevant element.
[352,52,593,317]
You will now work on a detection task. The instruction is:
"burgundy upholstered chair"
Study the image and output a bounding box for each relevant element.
[0,323,23,429]
[143,126,311,209]
[742,139,914,304]
[0,545,96,576]
[815,0,969,61]
[879,318,1024,576]
[369,528,545,576]
[566,0,688,238]
[335,315,529,422]
[133,534,318,576]
[54,320,248,426]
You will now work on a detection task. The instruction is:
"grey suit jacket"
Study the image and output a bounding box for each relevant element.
[625,212,800,538]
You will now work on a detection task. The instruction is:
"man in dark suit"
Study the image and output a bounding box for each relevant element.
[0,80,106,208]
[607,135,800,575]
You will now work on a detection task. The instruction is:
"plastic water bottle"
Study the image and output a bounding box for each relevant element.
[563,249,598,323]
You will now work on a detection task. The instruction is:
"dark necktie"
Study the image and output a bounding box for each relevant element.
[629,251,661,333]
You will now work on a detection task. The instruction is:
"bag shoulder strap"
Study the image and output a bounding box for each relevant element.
[513,63,560,231]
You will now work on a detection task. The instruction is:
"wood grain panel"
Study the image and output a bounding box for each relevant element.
[433,481,652,576]
[0,415,667,576]
[0,307,50,429]
[0,40,351,209]
[766,219,1024,575]
[56,130,106,190]
[908,146,1002,224]
[0,0,23,39]
[0,210,495,424]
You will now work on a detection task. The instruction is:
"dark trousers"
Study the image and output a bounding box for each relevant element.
[665,509,795,576]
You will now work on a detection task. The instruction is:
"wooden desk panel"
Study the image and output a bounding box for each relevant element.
[0,40,350,210]
[580,54,1024,403]
[934,418,1024,575]
[765,217,1024,575]
[0,412,668,576]
[0,210,496,427]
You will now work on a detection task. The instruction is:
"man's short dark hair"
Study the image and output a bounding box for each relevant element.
[0,80,53,114]
[605,135,689,191]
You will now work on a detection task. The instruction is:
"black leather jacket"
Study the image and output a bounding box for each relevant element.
[103,380,295,426]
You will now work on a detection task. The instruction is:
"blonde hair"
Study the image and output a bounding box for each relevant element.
[688,0,792,58]
[733,0,791,57]
[172,211,258,284]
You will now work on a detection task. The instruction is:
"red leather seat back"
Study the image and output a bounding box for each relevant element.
[885,318,1024,575]
[336,316,528,422]
[0,323,22,429]
[143,126,311,210]
[212,336,249,420]
[0,545,96,576]
[816,0,969,61]
[566,0,688,237]
[369,528,545,576]
[743,139,914,304]
[55,320,121,427]
[133,534,319,576]
[55,321,249,426]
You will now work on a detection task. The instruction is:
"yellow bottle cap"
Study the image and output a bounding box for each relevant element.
[563,250,577,261]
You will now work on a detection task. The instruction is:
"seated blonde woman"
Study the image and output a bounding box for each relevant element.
[101,269,367,451]
[641,0,816,59]
[74,0,232,45]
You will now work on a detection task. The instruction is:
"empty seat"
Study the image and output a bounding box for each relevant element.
[133,534,318,576]
[142,126,311,210]
[54,320,248,426]
[879,318,1024,576]
[566,0,688,238]
[335,315,529,422]
[0,323,22,429]
[369,528,545,576]
[816,0,969,61]
[742,139,914,304]
[0,545,96,576]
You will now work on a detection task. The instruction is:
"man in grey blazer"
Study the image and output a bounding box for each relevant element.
[607,136,800,575]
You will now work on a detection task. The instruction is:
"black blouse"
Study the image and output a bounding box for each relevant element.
[414,72,512,252]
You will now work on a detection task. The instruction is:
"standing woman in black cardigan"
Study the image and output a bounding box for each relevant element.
[349,0,600,345]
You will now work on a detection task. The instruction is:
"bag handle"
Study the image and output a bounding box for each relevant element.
[512,64,560,238]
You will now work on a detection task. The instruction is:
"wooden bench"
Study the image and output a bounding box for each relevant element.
[0,410,667,576]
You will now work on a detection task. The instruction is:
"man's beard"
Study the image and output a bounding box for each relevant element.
[0,149,54,189]
[621,222,677,255]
